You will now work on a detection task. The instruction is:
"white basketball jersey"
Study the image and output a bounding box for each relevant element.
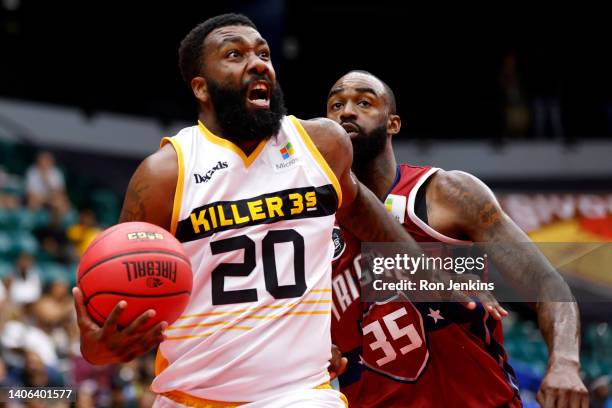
[151,116,342,404]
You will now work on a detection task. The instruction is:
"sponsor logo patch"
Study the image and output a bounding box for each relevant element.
[194,161,229,184]
[332,227,346,261]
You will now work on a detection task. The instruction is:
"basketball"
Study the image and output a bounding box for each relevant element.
[77,221,192,329]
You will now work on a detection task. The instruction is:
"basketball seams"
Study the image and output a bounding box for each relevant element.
[80,222,181,261]
[87,302,107,326]
[77,250,191,283]
[85,291,191,303]
[77,221,193,329]
[80,226,117,259]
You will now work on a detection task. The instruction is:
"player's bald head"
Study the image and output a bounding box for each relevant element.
[330,70,397,114]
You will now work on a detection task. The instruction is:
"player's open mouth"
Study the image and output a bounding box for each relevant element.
[246,81,270,109]
[341,122,360,138]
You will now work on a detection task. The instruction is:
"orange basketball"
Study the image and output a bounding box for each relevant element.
[77,221,192,329]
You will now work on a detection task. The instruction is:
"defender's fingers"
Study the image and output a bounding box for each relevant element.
[455,292,476,310]
[339,357,348,376]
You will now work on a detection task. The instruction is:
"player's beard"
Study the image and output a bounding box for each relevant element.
[351,123,388,168]
[207,77,287,142]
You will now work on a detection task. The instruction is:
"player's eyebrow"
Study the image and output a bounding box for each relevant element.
[328,88,344,99]
[219,36,245,45]
[328,87,379,100]
[219,36,268,48]
[354,87,378,97]
[254,38,269,47]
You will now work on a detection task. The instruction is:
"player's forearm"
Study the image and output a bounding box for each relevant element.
[483,232,581,366]
[537,301,581,368]
[337,182,421,251]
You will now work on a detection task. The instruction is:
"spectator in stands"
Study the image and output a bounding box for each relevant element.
[0,166,23,210]
[67,208,100,258]
[1,321,59,369]
[23,349,50,387]
[25,151,68,211]
[0,356,8,387]
[75,383,97,408]
[0,348,65,403]
[0,281,8,336]
[3,252,41,306]
[33,280,73,328]
[0,279,6,312]
[34,205,71,263]
[33,279,74,357]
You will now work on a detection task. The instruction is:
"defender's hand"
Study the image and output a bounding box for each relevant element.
[73,287,167,365]
[418,271,508,320]
[536,361,588,408]
[451,273,508,320]
[328,344,348,380]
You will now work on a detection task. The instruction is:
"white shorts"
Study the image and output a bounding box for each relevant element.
[153,388,347,408]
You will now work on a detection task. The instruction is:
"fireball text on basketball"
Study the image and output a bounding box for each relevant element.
[123,260,177,283]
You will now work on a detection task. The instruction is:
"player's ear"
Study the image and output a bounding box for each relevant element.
[387,114,401,136]
[191,76,209,104]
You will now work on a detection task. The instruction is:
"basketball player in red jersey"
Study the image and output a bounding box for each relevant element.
[327,71,588,408]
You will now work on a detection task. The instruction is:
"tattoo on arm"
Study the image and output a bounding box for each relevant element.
[337,182,421,251]
[119,172,150,223]
[437,171,580,365]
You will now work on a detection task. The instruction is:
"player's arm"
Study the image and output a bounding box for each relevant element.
[73,143,178,365]
[301,118,424,244]
[301,118,479,307]
[428,170,588,407]
[119,143,177,227]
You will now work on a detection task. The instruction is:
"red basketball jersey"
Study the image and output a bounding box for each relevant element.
[331,164,521,408]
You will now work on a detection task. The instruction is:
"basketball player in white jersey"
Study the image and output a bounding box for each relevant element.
[71,14,462,407]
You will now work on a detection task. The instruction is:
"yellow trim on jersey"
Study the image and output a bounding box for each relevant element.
[159,381,345,407]
[174,298,332,321]
[169,310,330,331]
[161,390,245,407]
[166,326,253,341]
[160,137,185,235]
[197,120,267,168]
[288,115,343,208]
[166,310,330,339]
[168,321,229,330]
[155,348,170,376]
[315,382,349,407]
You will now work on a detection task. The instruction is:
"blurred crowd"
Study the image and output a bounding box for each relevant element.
[0,151,156,407]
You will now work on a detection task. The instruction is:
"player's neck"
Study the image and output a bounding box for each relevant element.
[353,144,397,200]
[198,113,265,156]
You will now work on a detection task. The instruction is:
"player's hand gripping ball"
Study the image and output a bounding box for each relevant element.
[77,222,192,329]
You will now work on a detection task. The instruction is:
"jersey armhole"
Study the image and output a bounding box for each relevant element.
[414,177,429,224]
[288,115,343,208]
[407,168,471,244]
[160,137,185,236]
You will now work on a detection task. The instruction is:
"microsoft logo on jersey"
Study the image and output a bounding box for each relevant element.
[274,142,299,172]
[279,142,295,160]
[384,196,393,212]
[385,194,407,223]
